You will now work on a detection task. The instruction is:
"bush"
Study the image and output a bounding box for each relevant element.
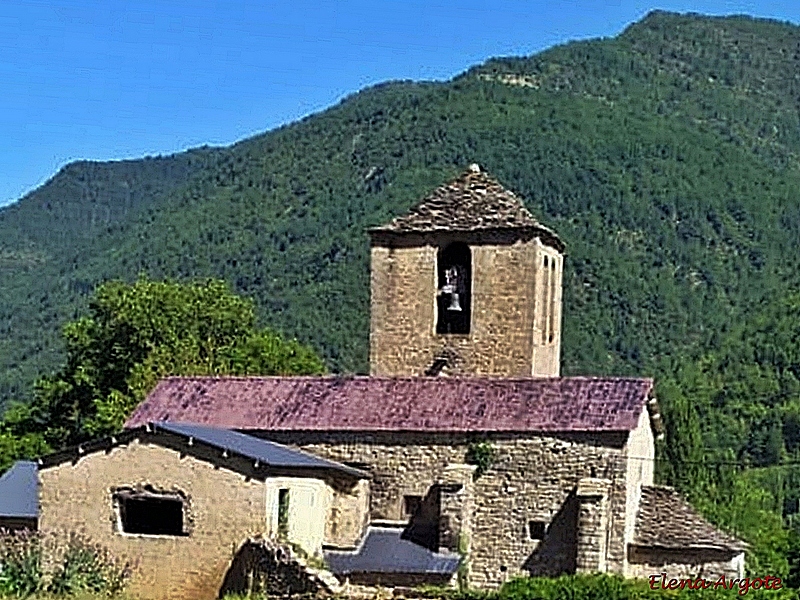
[496,574,799,600]
[0,531,42,597]
[465,442,495,479]
[47,534,130,597]
[0,531,129,598]
[499,574,650,600]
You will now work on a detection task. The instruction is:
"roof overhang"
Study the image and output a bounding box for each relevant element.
[36,423,369,480]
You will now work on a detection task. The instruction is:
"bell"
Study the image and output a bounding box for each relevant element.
[447,292,462,312]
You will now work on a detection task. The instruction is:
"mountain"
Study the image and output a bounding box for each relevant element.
[3,11,800,473]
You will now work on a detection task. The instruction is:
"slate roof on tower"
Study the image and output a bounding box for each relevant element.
[125,375,653,433]
[369,165,564,250]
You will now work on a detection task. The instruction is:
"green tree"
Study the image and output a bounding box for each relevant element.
[657,377,707,496]
[3,277,325,459]
[696,473,791,578]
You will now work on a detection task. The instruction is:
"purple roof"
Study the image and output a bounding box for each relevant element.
[125,376,653,433]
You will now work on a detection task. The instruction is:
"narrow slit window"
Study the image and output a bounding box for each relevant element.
[436,242,471,334]
[277,488,290,537]
[548,258,557,344]
[542,256,550,344]
[116,491,185,536]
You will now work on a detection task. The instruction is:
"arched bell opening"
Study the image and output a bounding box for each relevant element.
[436,242,471,334]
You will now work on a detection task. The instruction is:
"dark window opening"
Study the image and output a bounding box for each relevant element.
[542,256,550,344]
[117,492,184,536]
[548,259,557,344]
[528,520,547,540]
[436,242,471,334]
[344,461,371,471]
[404,495,422,518]
[278,488,290,537]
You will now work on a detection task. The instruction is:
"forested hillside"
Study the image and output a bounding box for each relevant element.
[3,11,800,548]
[0,151,210,401]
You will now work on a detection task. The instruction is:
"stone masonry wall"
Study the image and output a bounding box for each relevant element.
[259,430,630,589]
[626,547,745,580]
[623,409,655,574]
[219,537,339,598]
[369,234,562,378]
[326,478,371,549]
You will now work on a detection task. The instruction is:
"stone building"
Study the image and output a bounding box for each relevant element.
[1,422,368,600]
[124,166,745,588]
[2,165,746,596]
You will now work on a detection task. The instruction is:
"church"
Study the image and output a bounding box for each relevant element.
[0,165,745,599]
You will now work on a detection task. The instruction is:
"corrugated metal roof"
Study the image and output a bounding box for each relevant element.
[325,526,460,575]
[126,376,652,433]
[0,461,38,519]
[152,422,367,478]
[633,486,746,552]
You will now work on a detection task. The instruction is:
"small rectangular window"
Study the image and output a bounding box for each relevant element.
[404,495,422,518]
[528,520,547,540]
[117,492,185,536]
[278,488,290,537]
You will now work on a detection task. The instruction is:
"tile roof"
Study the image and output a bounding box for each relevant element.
[369,165,564,249]
[125,376,653,433]
[633,486,746,552]
[151,422,367,478]
[325,526,460,575]
[0,461,38,519]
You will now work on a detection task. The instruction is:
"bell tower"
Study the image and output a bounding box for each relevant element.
[368,164,565,377]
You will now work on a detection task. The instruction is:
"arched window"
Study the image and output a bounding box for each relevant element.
[436,242,471,334]
[549,257,557,344]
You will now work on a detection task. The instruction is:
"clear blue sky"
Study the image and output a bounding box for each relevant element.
[1,0,798,207]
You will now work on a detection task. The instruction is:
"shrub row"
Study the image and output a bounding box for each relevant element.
[0,531,129,598]
[419,574,799,600]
